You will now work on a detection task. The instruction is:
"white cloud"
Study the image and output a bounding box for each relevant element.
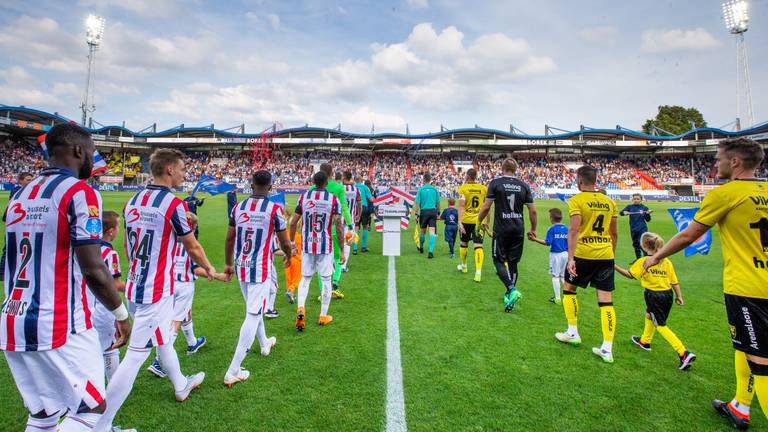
[406,0,429,9]
[53,82,80,96]
[245,11,259,23]
[267,14,281,31]
[579,26,618,46]
[335,106,407,132]
[641,28,721,53]
[78,0,181,18]
[0,66,65,107]
[0,16,81,73]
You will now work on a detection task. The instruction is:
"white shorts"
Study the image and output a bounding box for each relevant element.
[549,251,568,278]
[270,263,278,292]
[301,253,335,278]
[173,281,195,322]
[128,296,174,351]
[91,301,117,352]
[240,281,269,315]
[4,328,105,415]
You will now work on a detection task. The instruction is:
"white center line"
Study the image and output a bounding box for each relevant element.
[386,255,407,432]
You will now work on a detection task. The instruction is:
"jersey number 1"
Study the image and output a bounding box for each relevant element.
[750,218,768,252]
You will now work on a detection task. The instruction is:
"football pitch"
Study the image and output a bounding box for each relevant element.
[0,191,763,431]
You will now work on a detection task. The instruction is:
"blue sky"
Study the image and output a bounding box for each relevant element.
[0,0,765,134]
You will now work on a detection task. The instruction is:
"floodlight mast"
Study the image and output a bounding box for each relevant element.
[722,0,754,130]
[80,14,105,127]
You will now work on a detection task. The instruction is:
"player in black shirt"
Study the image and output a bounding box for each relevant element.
[478,158,538,312]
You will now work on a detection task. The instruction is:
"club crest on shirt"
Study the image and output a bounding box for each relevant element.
[88,205,100,217]
[85,218,102,238]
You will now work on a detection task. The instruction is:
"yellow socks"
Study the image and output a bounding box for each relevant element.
[460,247,468,266]
[753,375,768,418]
[640,317,655,344]
[599,303,616,351]
[734,350,755,406]
[656,326,685,356]
[563,292,579,328]
[474,248,484,270]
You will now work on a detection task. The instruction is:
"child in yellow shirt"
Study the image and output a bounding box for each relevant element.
[615,232,697,370]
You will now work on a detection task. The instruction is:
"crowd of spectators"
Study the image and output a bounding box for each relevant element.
[0,137,45,182]
[0,137,753,193]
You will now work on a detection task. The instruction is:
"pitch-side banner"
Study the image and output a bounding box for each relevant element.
[668,207,712,256]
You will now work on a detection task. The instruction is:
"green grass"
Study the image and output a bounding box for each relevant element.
[0,192,763,431]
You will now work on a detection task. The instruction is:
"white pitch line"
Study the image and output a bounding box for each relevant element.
[386,255,407,432]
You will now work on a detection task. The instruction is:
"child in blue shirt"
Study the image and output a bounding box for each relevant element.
[439,198,459,259]
[529,208,569,304]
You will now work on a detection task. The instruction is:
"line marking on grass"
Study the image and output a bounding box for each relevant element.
[386,255,407,432]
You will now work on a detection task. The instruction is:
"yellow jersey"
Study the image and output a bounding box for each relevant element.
[568,191,618,260]
[629,257,678,291]
[694,179,768,299]
[457,183,488,225]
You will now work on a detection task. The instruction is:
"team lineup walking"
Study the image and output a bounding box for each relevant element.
[2,123,768,431]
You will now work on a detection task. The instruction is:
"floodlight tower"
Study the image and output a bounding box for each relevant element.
[722,0,754,130]
[80,14,105,127]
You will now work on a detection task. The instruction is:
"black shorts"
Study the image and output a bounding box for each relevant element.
[359,206,371,227]
[564,258,615,292]
[645,289,674,326]
[492,233,524,264]
[460,223,484,245]
[725,294,768,357]
[419,209,438,229]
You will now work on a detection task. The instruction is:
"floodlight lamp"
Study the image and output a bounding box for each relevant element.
[85,14,105,46]
[722,0,749,34]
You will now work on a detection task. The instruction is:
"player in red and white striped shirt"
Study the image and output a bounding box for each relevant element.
[96,149,217,431]
[289,171,345,330]
[2,124,132,431]
[342,171,362,272]
[223,170,293,387]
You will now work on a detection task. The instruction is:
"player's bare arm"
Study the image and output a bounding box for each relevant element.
[477,197,493,232]
[567,214,581,277]
[613,264,634,279]
[457,194,466,234]
[277,229,293,268]
[180,232,216,281]
[672,283,684,306]
[609,216,618,254]
[74,243,131,348]
[644,221,708,269]
[334,214,346,264]
[223,225,236,280]
[526,202,537,239]
[288,212,301,255]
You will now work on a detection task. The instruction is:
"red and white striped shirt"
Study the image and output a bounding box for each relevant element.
[173,240,197,282]
[124,185,192,304]
[295,190,340,255]
[229,195,286,284]
[84,241,122,311]
[344,184,361,223]
[1,167,103,352]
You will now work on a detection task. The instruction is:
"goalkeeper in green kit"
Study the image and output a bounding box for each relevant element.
[308,163,353,298]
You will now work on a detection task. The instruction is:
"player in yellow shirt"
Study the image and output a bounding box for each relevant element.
[645,138,768,430]
[615,232,696,370]
[555,165,619,364]
[456,169,488,282]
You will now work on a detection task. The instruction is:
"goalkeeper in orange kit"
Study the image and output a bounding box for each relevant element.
[284,209,302,304]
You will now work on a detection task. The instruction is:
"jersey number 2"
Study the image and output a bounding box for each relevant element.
[14,237,32,289]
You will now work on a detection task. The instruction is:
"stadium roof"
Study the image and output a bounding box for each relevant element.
[2,104,767,143]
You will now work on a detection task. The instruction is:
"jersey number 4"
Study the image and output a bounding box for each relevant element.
[592,215,605,234]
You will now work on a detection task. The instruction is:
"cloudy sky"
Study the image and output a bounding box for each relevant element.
[0,0,765,134]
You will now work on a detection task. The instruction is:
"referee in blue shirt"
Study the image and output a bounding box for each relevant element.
[620,193,653,259]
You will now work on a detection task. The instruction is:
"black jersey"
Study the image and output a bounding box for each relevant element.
[486,176,533,235]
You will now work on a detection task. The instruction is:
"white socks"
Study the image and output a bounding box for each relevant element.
[157,343,186,391]
[60,412,101,431]
[320,275,332,316]
[343,244,351,270]
[298,276,311,308]
[730,400,751,416]
[600,341,613,353]
[95,348,151,431]
[227,312,260,376]
[182,321,197,346]
[267,282,277,311]
[103,349,120,382]
[567,325,579,337]
[26,413,59,431]
[551,277,561,301]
